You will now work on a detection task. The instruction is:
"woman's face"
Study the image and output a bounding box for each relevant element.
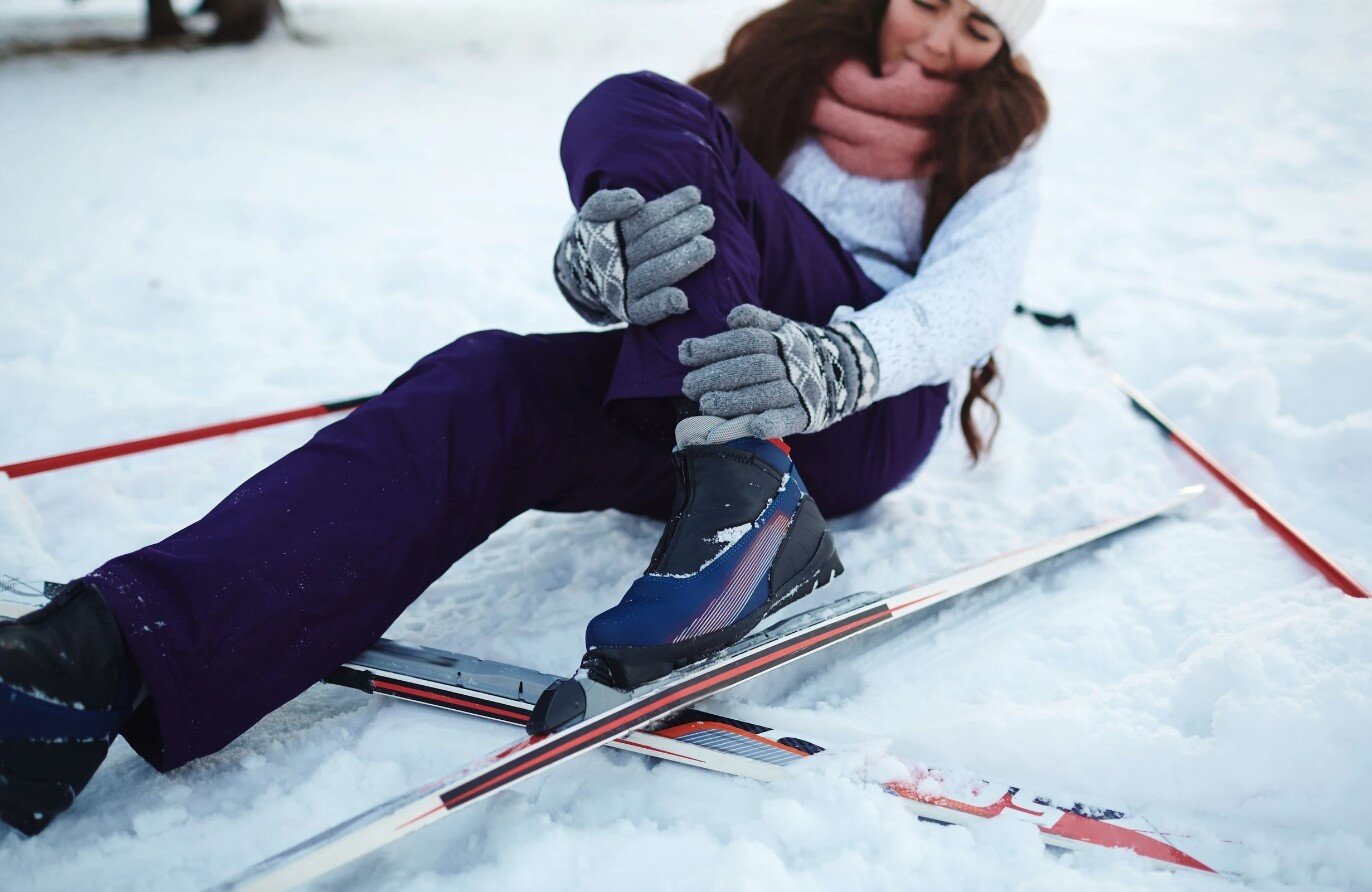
[879,0,1006,76]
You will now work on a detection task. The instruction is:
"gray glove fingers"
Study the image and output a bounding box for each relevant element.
[676,414,723,447]
[678,326,781,367]
[726,303,788,332]
[579,188,646,223]
[626,235,715,298]
[746,407,811,441]
[624,205,715,267]
[681,353,788,401]
[700,415,760,445]
[698,379,798,418]
[621,186,703,240]
[625,287,690,326]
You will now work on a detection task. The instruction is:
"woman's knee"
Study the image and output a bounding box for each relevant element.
[404,329,529,390]
[403,329,620,422]
[561,72,733,205]
[569,71,714,132]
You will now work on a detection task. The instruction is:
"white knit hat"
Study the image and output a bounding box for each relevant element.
[974,0,1045,48]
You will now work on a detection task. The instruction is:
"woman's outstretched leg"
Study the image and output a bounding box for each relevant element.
[91,330,675,769]
[0,329,677,834]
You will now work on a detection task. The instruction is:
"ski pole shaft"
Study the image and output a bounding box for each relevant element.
[1015,305,1369,599]
[1105,369,1368,598]
[0,395,376,479]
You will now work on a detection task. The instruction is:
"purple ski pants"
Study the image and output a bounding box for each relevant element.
[90,72,949,770]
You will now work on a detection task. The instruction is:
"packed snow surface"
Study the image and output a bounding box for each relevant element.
[2,0,1370,888]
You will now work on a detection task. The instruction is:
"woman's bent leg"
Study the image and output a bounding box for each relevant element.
[561,71,886,403]
[561,72,949,515]
[90,330,672,769]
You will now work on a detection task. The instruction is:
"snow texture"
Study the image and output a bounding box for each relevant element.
[1,0,1370,889]
[711,523,754,548]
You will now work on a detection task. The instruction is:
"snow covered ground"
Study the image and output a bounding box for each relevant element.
[2,0,1370,888]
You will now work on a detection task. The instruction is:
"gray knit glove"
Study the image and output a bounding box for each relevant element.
[554,186,716,326]
[677,305,880,444]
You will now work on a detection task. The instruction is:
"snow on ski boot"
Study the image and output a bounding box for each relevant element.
[0,580,141,836]
[581,437,842,690]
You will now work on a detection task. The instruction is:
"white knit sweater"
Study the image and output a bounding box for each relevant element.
[777,136,1039,400]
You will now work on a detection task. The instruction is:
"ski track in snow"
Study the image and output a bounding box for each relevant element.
[1,0,1369,889]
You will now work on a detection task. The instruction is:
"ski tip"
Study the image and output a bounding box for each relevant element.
[0,575,58,621]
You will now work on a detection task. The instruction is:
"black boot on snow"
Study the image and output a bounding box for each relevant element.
[0,581,141,836]
[582,437,842,690]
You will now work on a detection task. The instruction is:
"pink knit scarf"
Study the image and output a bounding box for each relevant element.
[812,59,960,180]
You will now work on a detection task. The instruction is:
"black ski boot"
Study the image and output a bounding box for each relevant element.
[581,437,842,689]
[0,581,142,836]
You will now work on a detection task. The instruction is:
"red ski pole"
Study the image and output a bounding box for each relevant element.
[1016,306,1368,599]
[1,395,376,480]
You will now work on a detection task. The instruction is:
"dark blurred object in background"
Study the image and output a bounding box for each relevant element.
[0,0,292,57]
[146,0,285,43]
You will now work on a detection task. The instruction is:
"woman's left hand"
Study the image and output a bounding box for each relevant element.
[677,305,879,443]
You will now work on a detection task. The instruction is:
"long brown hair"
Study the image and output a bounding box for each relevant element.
[691,0,1049,461]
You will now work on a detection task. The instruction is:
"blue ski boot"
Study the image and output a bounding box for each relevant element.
[582,437,842,689]
[0,581,141,836]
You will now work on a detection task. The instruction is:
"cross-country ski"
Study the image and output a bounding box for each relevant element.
[328,638,1238,875]
[222,490,1199,890]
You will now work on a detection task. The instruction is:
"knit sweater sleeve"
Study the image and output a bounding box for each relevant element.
[832,147,1040,400]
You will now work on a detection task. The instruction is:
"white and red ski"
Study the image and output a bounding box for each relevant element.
[0,576,65,620]
[218,487,1204,890]
[331,642,1233,874]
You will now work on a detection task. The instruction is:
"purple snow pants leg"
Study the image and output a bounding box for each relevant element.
[93,331,674,769]
[90,72,947,771]
[561,72,950,514]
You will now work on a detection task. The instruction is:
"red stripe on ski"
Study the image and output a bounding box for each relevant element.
[432,607,891,813]
[884,781,1214,872]
[1048,810,1215,872]
[654,721,814,759]
[885,780,1002,818]
[370,680,530,723]
[886,590,947,614]
[617,739,707,763]
[398,733,550,829]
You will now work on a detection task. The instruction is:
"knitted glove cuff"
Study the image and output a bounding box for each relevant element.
[775,322,843,432]
[829,320,880,415]
[775,318,881,433]
[554,214,630,324]
[553,255,619,326]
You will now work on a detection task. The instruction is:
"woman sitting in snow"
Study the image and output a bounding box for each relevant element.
[0,0,1048,835]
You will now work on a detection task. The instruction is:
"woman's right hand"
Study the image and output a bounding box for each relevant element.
[553,185,716,326]
[677,304,879,444]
